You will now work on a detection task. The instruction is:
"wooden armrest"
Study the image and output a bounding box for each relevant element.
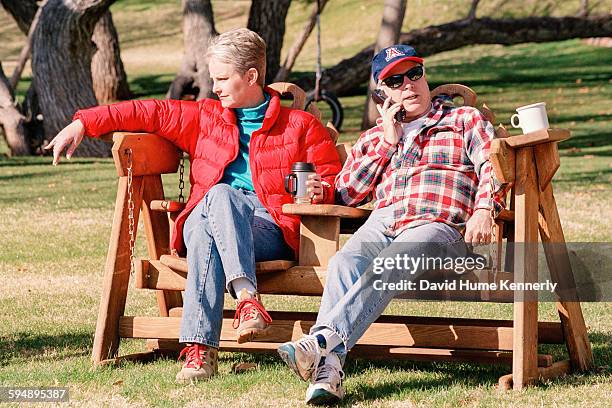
[495,209,514,222]
[282,203,371,218]
[150,200,186,213]
[100,132,182,177]
[504,128,569,148]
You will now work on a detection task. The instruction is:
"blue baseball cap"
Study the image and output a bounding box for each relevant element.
[371,44,424,83]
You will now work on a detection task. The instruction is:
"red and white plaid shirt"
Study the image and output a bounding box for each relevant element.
[336,96,502,237]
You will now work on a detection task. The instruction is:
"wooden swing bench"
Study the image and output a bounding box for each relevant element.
[93,83,593,390]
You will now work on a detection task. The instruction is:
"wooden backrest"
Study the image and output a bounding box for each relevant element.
[329,83,502,167]
[268,82,339,145]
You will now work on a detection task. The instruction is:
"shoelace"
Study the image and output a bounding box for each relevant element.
[232,298,273,329]
[178,344,207,368]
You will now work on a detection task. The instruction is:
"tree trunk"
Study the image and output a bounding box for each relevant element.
[0,62,29,155]
[167,0,217,101]
[361,0,407,129]
[294,14,612,97]
[247,0,291,84]
[274,0,329,83]
[92,10,131,104]
[32,0,116,157]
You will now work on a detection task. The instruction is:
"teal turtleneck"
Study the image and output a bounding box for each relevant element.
[220,92,270,191]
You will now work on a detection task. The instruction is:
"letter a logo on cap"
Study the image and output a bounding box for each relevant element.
[385,47,404,62]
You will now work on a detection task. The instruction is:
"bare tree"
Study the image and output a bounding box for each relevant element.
[247,0,291,84]
[32,0,117,157]
[274,0,329,82]
[92,11,131,104]
[361,0,407,129]
[1,0,129,156]
[167,0,217,100]
[0,63,29,155]
[294,14,612,98]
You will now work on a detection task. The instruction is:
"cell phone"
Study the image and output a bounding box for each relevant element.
[371,89,406,122]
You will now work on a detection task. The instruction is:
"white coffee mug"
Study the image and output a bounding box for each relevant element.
[510,102,549,134]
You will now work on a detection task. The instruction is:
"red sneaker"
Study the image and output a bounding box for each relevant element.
[175,343,218,383]
[233,289,273,343]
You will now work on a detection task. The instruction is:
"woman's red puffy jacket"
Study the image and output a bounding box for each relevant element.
[73,87,342,256]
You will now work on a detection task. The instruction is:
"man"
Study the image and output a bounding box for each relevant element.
[47,28,341,384]
[278,44,500,405]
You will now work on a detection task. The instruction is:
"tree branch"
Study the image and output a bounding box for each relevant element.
[467,0,480,20]
[293,14,612,96]
[274,0,329,82]
[9,0,46,90]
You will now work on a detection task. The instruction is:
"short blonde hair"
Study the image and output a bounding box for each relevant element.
[207,28,267,86]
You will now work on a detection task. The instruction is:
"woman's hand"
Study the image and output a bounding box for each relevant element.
[306,174,324,204]
[375,96,403,146]
[44,119,86,165]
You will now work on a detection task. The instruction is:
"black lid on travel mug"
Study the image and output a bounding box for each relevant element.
[291,162,315,172]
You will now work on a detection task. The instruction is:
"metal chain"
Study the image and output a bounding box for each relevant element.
[489,168,498,274]
[178,153,185,203]
[126,149,136,275]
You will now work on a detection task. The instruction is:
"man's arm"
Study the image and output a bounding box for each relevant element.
[463,109,503,244]
[335,128,396,206]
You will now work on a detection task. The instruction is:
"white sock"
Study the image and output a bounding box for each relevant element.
[314,328,344,354]
[231,277,256,297]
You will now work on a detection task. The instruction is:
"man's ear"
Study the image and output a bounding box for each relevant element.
[246,68,259,86]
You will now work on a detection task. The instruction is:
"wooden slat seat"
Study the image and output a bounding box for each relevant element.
[158,254,296,275]
[140,257,516,302]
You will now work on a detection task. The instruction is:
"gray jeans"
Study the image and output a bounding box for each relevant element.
[310,205,466,355]
[179,184,293,347]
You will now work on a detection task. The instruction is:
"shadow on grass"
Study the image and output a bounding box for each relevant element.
[558,130,612,153]
[0,331,92,367]
[129,74,173,98]
[554,167,612,184]
[221,329,611,403]
[0,156,113,168]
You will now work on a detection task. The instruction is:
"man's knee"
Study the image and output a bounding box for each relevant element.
[328,251,371,284]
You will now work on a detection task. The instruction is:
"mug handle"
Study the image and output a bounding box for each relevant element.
[284,173,297,195]
[510,114,521,129]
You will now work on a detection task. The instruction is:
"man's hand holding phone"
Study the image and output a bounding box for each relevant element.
[372,89,404,146]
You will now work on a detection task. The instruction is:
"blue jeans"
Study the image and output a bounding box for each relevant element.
[179,184,293,347]
[310,205,466,356]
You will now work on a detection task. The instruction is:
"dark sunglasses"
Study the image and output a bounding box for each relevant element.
[382,65,424,89]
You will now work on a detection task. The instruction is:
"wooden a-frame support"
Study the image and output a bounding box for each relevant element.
[92,127,593,390]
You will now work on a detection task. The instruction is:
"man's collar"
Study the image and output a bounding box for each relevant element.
[421,96,451,129]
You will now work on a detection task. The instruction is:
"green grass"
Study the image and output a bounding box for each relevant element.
[1,1,611,407]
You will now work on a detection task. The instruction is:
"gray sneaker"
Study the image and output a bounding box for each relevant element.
[305,355,345,405]
[278,334,327,381]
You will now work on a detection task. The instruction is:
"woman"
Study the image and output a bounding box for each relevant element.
[47,28,341,383]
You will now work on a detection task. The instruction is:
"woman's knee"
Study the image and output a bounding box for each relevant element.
[204,183,235,205]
